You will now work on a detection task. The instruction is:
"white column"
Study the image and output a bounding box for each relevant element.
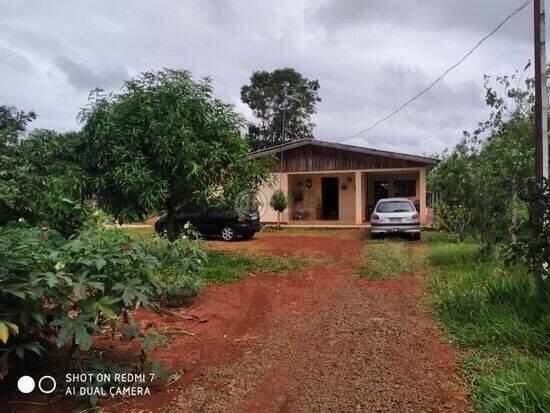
[419,168,427,225]
[355,171,363,225]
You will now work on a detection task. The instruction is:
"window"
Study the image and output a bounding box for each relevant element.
[376,201,415,213]
[394,180,416,197]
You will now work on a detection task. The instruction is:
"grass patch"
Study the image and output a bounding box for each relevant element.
[200,251,324,285]
[425,233,550,412]
[115,226,157,242]
[356,239,417,280]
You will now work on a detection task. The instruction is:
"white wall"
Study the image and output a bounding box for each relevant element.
[258,173,289,223]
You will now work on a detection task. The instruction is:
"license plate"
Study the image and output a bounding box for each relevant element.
[390,218,401,223]
[249,214,258,220]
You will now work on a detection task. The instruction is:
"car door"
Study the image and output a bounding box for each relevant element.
[196,211,218,236]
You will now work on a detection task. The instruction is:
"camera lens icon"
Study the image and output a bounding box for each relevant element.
[17,375,56,394]
[17,376,35,393]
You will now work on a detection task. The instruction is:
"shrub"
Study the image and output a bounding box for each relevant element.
[433,202,472,243]
[0,223,163,378]
[146,225,207,303]
[270,189,287,230]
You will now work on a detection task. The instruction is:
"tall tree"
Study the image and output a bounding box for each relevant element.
[80,69,271,240]
[241,67,321,151]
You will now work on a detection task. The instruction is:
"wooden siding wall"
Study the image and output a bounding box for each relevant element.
[271,146,427,172]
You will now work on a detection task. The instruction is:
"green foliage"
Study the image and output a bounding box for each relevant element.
[79,68,271,239]
[270,189,287,230]
[199,251,323,285]
[425,233,549,412]
[507,178,550,304]
[146,225,207,303]
[433,202,472,243]
[0,105,36,147]
[241,67,321,150]
[0,221,207,379]
[428,69,535,259]
[357,239,417,280]
[474,354,550,413]
[0,122,90,235]
[270,189,288,213]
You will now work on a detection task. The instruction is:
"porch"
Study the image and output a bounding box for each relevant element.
[285,168,428,225]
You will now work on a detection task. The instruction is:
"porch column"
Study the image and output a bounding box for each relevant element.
[280,173,289,223]
[419,167,427,225]
[355,171,363,225]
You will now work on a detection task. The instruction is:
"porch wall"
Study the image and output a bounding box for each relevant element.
[258,173,289,223]
[287,172,356,222]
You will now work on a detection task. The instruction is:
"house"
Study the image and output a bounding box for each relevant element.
[251,139,439,226]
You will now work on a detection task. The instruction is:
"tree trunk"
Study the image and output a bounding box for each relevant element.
[509,181,518,244]
[166,199,177,241]
[277,211,281,230]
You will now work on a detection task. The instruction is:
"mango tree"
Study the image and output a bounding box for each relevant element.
[80,69,271,240]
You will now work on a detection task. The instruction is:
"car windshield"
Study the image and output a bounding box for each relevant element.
[376,201,415,213]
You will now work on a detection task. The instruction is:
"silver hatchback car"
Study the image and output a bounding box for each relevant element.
[370,198,421,240]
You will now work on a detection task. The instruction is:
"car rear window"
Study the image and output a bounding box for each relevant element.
[376,201,415,213]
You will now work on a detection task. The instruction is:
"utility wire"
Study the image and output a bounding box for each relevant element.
[345,0,533,141]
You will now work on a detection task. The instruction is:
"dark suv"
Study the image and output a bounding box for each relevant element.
[154,209,261,241]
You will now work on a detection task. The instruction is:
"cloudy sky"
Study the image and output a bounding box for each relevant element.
[0,0,536,155]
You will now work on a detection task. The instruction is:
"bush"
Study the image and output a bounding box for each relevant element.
[270,189,288,213]
[0,222,206,379]
[433,202,471,243]
[270,189,288,230]
[146,225,207,303]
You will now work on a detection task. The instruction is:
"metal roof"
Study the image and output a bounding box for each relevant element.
[250,139,439,165]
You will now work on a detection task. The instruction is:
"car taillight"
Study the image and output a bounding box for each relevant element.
[412,212,419,219]
[371,213,379,220]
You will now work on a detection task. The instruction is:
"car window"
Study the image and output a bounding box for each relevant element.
[376,201,415,213]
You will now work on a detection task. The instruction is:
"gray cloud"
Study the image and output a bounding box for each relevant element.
[0,0,534,155]
[56,57,128,91]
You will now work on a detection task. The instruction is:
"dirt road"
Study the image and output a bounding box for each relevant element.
[111,230,468,412]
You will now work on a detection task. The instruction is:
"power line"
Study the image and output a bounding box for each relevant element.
[345,0,533,141]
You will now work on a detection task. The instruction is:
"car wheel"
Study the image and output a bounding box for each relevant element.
[155,223,168,238]
[410,233,421,241]
[371,232,380,240]
[221,226,237,241]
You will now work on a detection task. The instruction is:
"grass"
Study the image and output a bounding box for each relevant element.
[200,251,324,285]
[356,238,418,280]
[115,226,157,241]
[424,232,550,412]
[116,226,324,285]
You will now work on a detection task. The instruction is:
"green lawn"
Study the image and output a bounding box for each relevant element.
[200,251,325,285]
[356,238,419,280]
[424,233,550,412]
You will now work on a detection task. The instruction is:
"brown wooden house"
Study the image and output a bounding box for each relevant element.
[251,139,439,226]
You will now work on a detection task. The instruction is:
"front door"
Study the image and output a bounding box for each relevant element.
[321,177,339,220]
[374,181,389,204]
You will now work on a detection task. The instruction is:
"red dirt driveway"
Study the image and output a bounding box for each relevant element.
[105,230,469,413]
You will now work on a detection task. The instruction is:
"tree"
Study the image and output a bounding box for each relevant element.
[0,108,90,235]
[429,69,536,258]
[241,67,321,151]
[0,105,36,148]
[270,190,287,230]
[80,69,271,240]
